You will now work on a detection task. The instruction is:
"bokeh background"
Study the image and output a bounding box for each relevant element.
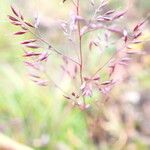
[0,0,150,150]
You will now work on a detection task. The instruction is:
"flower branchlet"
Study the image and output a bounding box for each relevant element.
[9,0,146,110]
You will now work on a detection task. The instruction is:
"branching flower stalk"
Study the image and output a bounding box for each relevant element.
[76,0,87,108]
[8,0,146,111]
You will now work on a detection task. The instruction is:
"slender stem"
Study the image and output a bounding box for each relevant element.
[79,38,83,83]
[77,0,83,84]
[76,0,87,108]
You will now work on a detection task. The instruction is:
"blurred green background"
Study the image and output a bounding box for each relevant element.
[0,0,150,150]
